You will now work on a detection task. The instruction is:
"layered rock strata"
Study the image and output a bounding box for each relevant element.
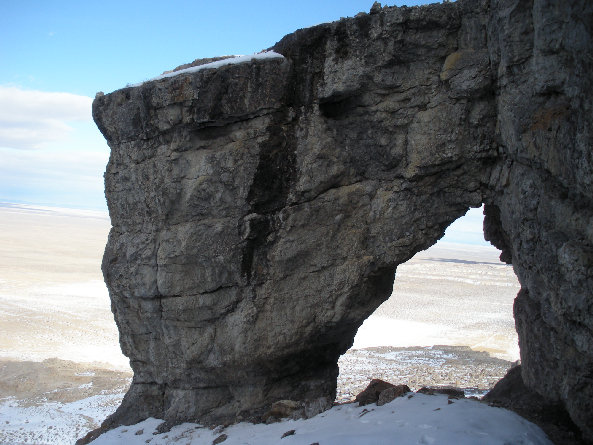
[92,0,593,440]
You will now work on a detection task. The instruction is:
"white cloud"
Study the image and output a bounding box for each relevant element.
[0,86,109,209]
[0,86,93,150]
[0,146,109,210]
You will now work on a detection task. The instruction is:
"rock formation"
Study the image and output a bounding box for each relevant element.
[91,0,593,441]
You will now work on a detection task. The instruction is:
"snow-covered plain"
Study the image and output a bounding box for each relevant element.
[90,393,552,445]
[0,203,127,369]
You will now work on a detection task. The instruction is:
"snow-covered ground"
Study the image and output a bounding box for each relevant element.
[90,393,552,445]
[0,393,124,445]
[0,357,130,444]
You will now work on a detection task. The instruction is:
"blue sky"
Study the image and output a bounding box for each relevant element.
[2,0,428,97]
[0,0,485,244]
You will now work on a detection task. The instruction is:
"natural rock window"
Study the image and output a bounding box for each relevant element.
[337,212,521,402]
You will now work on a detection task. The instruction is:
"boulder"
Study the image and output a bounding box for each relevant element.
[355,379,397,406]
[377,385,411,406]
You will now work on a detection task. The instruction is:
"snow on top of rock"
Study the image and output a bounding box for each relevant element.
[129,51,285,88]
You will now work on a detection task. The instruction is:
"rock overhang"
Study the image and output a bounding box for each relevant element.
[88,0,593,442]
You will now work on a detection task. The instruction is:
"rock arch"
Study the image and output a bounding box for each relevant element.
[92,0,593,440]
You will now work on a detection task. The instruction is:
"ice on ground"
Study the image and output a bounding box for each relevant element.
[90,393,553,445]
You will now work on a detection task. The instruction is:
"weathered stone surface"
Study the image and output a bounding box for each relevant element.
[481,1,593,441]
[90,0,593,441]
[377,384,410,406]
[355,379,397,406]
[416,386,465,400]
[261,399,326,423]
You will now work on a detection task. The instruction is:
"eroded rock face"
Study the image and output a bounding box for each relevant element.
[92,0,593,440]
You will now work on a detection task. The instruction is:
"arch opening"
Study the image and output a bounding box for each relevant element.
[336,207,521,402]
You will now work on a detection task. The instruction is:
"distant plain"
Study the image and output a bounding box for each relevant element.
[0,203,520,443]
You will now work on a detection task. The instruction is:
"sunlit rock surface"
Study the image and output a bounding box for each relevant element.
[91,0,593,440]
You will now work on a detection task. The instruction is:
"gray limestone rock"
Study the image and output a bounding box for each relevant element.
[88,0,593,442]
[377,384,410,406]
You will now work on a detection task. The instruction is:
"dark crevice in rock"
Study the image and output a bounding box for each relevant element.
[241,109,298,283]
[246,115,297,215]
[318,93,364,120]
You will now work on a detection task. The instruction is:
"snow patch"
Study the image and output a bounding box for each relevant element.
[130,51,285,88]
[90,394,553,445]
